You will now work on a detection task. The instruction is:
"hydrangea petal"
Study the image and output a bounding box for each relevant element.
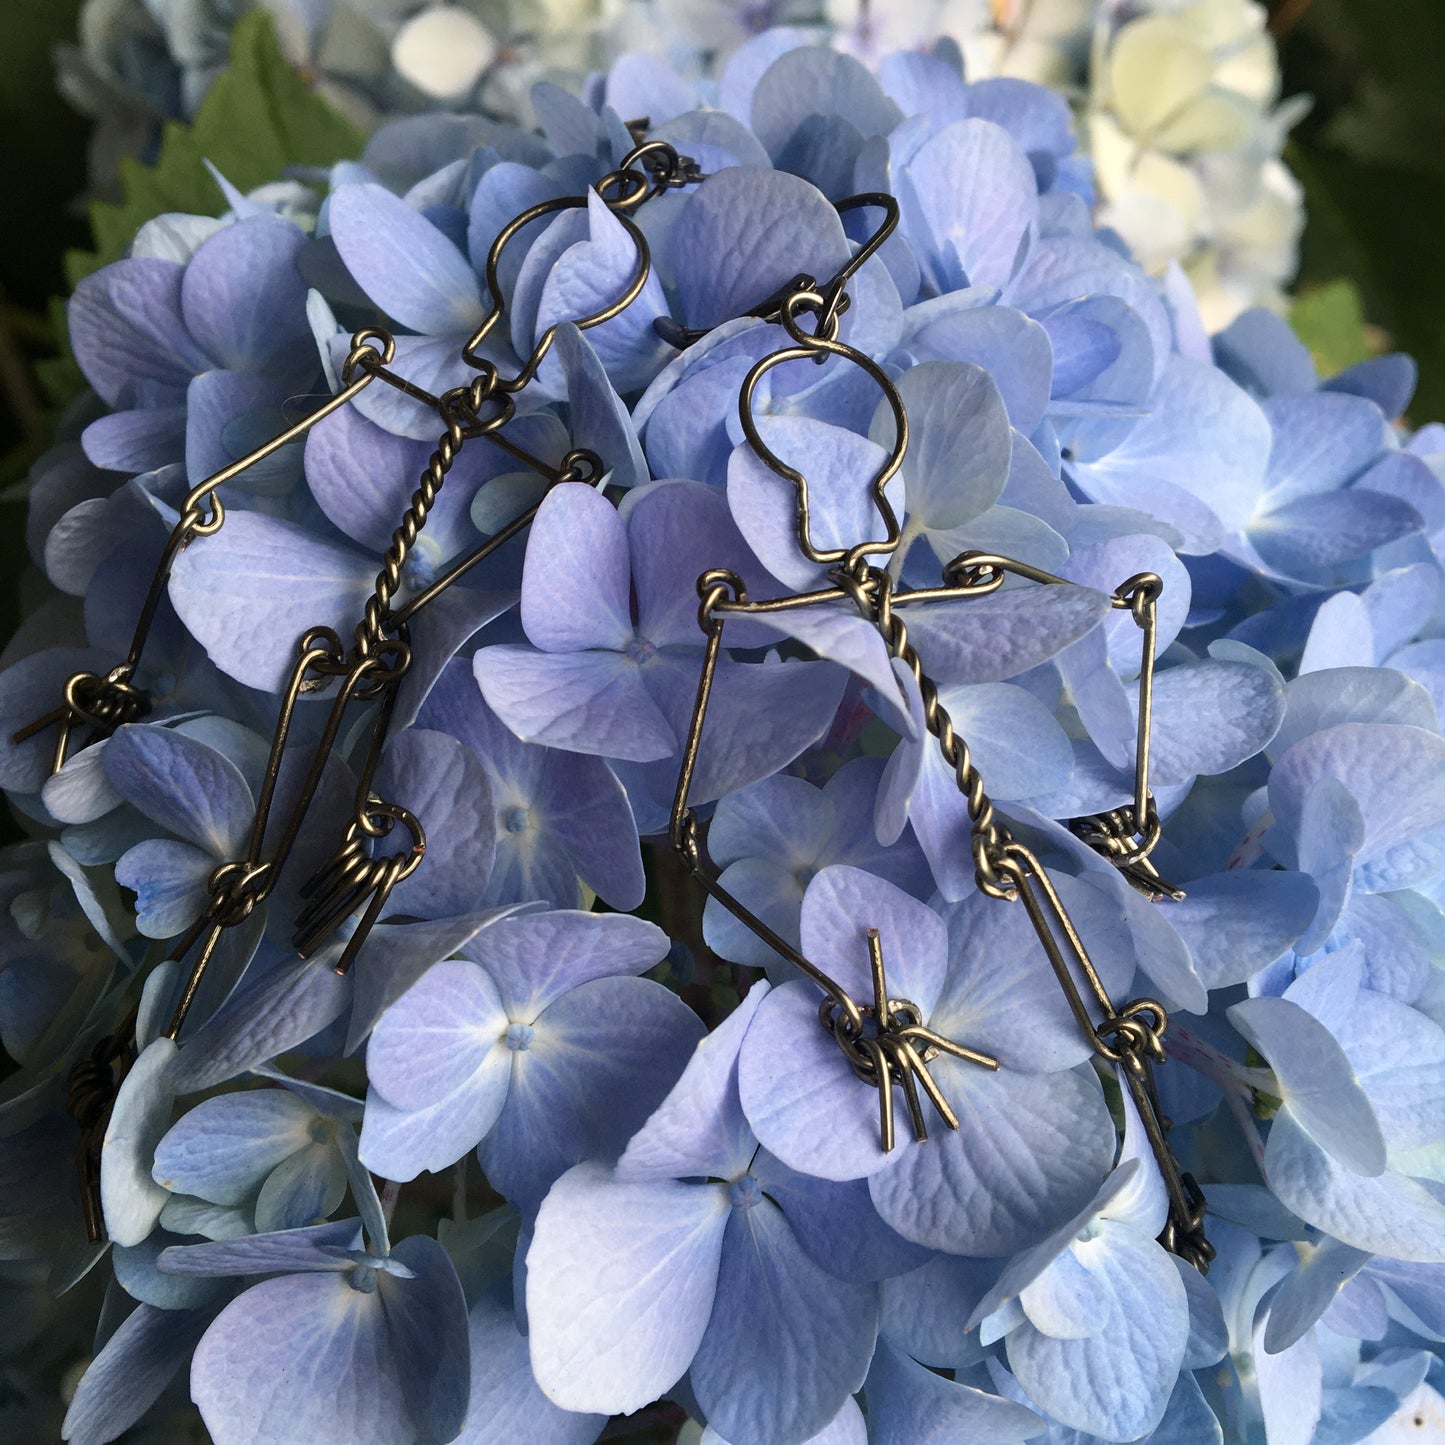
[329,182,485,336]
[457,1295,607,1445]
[367,958,510,1113]
[865,1336,1043,1445]
[101,1037,179,1247]
[526,1162,731,1416]
[474,646,675,761]
[1264,1112,1445,1263]
[169,512,376,693]
[479,976,705,1215]
[691,1201,878,1445]
[519,482,634,654]
[103,723,253,857]
[672,168,851,331]
[153,1090,317,1205]
[868,1062,1114,1254]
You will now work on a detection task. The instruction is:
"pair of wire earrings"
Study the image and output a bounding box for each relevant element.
[31,138,1209,1270]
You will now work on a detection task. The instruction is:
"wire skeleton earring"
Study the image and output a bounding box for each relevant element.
[669,191,1212,1272]
[56,140,704,1240]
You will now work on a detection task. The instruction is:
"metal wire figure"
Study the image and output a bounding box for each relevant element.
[55,138,702,1240]
[667,191,1211,1271]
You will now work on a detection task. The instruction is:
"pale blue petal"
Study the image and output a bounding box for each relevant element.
[875,362,1011,530]
[1229,994,1385,1174]
[626,479,768,651]
[727,417,900,591]
[1167,870,1317,991]
[672,168,851,331]
[931,882,1131,1074]
[381,1235,471,1445]
[61,1302,215,1445]
[479,977,705,1215]
[1264,1113,1445,1262]
[660,653,844,806]
[753,1152,931,1284]
[738,980,906,1182]
[1006,1234,1188,1441]
[456,1295,606,1444]
[169,511,375,692]
[801,865,946,1009]
[367,959,510,1113]
[357,1082,498,1183]
[343,907,525,1057]
[153,1090,317,1205]
[899,584,1111,687]
[869,1063,1114,1255]
[115,838,214,939]
[865,1336,1044,1445]
[553,324,649,489]
[190,1271,413,1445]
[102,1037,178,1247]
[113,1229,228,1310]
[1068,359,1269,552]
[900,119,1038,291]
[474,646,675,761]
[373,729,496,921]
[1336,989,1445,1154]
[465,909,669,1020]
[519,482,634,654]
[691,1201,878,1445]
[329,182,484,335]
[1144,653,1286,786]
[902,300,1051,433]
[179,217,310,376]
[879,1252,1000,1367]
[1264,1239,1374,1354]
[164,955,350,1093]
[1253,1312,1321,1445]
[254,1140,348,1233]
[616,983,767,1184]
[1273,724,1445,884]
[1274,667,1437,760]
[945,681,1072,800]
[1261,393,1390,506]
[526,1162,731,1415]
[159,1219,359,1276]
[1254,489,1422,575]
[104,724,253,857]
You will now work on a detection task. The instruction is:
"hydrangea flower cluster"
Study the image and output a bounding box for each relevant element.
[5,21,1445,1445]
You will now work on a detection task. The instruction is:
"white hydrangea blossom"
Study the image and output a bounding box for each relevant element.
[1086,0,1308,325]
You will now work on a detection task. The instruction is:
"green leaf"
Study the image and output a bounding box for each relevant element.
[60,8,364,294]
[1289,279,1372,377]
[43,8,366,412]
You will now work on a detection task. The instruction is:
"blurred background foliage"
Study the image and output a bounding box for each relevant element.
[0,0,1441,609]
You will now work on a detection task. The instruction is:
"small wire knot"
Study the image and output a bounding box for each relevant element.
[815,929,997,1152]
[64,667,149,732]
[1094,998,1169,1066]
[293,798,426,973]
[205,858,272,929]
[10,665,152,773]
[1068,806,1185,901]
[1159,1173,1215,1272]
